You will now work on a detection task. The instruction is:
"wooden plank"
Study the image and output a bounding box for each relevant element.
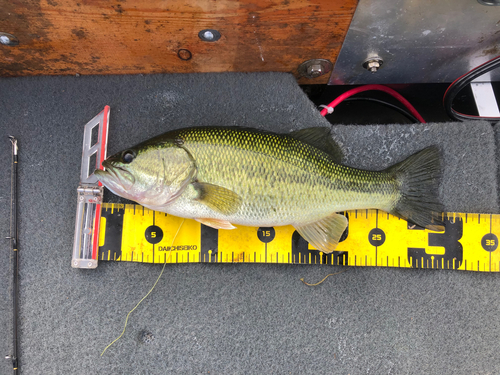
[0,0,357,83]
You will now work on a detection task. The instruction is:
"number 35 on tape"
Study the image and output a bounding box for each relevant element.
[97,204,500,272]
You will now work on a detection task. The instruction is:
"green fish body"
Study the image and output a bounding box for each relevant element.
[95,126,442,253]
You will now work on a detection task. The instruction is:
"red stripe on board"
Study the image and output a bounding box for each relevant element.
[92,203,101,260]
[98,105,110,187]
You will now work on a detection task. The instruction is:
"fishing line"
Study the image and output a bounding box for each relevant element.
[300,267,350,286]
[100,218,185,357]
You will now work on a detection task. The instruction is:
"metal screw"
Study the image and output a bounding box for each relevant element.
[307,64,324,78]
[73,261,78,266]
[367,61,380,72]
[88,262,92,267]
[0,32,19,46]
[298,59,333,79]
[478,0,500,5]
[198,29,221,42]
[203,31,214,40]
[363,57,384,73]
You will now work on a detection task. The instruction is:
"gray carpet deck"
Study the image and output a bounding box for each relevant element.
[1,73,499,375]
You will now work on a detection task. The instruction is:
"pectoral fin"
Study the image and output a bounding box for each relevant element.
[293,213,348,253]
[193,182,242,215]
[195,218,236,230]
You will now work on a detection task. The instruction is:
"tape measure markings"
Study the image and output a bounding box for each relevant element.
[98,203,500,272]
[99,204,124,262]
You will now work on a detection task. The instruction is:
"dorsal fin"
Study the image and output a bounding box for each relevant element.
[289,127,343,162]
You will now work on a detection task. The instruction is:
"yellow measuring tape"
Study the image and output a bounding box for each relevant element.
[98,203,500,272]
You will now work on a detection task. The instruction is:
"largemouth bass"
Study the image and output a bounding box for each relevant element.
[95,126,443,253]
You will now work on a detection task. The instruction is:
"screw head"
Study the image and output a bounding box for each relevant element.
[367,61,380,72]
[198,29,221,42]
[298,59,332,79]
[478,0,500,5]
[0,32,19,46]
[363,57,384,73]
[203,31,214,40]
[307,64,324,78]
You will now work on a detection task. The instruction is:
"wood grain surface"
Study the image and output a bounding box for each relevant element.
[0,0,358,83]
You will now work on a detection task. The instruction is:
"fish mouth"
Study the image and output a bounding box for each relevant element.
[95,161,135,192]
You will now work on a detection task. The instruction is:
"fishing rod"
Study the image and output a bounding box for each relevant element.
[5,136,19,374]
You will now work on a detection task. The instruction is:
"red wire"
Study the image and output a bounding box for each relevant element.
[320,84,426,123]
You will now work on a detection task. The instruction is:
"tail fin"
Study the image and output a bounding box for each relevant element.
[387,146,444,231]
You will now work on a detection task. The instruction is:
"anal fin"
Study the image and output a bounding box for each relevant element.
[293,213,348,254]
[196,218,236,230]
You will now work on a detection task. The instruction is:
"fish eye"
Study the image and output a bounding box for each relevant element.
[121,150,135,164]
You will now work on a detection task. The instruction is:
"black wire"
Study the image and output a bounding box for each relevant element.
[443,55,500,122]
[340,97,419,123]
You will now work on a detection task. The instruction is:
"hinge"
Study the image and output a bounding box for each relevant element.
[77,185,104,203]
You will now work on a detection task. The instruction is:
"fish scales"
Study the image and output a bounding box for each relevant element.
[161,127,397,226]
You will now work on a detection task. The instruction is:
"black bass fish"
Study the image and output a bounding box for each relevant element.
[95,127,443,253]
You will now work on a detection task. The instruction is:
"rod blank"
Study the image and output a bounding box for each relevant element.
[7,136,19,374]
